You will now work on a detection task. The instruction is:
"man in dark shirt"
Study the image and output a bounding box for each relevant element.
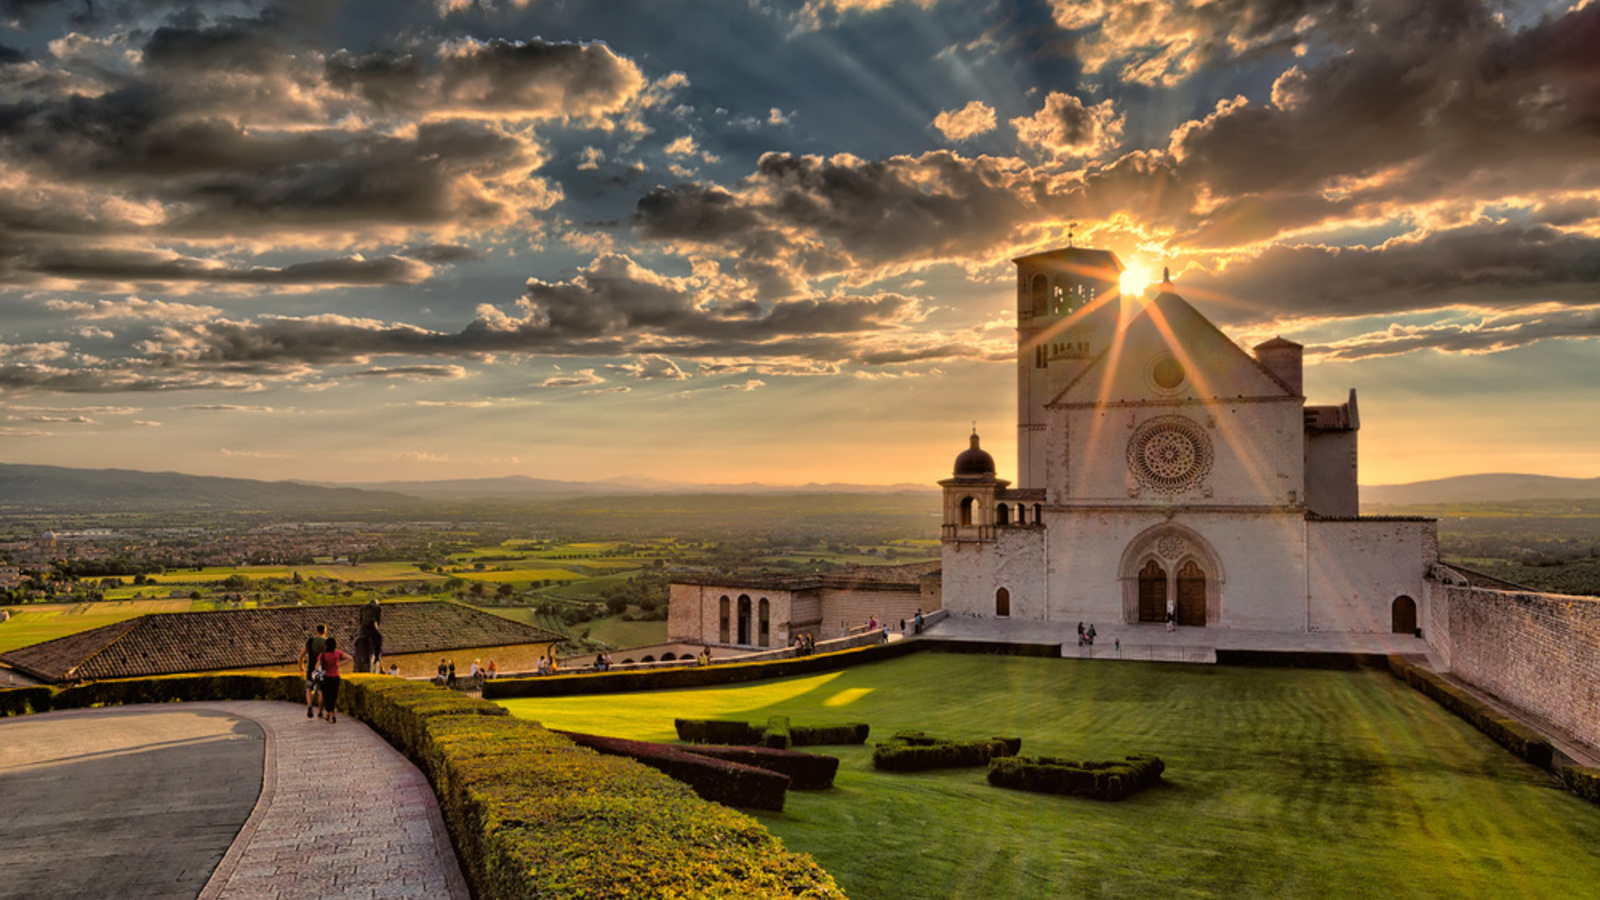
[297,623,328,718]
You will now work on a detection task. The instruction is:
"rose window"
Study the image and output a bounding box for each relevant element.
[1128,417,1213,493]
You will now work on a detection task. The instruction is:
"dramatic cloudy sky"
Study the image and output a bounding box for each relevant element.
[2,0,1596,487]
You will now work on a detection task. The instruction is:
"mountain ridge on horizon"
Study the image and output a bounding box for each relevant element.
[2,463,1597,514]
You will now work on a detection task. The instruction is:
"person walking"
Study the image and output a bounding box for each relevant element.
[316,637,353,723]
[297,623,328,718]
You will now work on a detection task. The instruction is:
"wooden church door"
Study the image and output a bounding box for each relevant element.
[1176,561,1206,626]
[1138,561,1167,622]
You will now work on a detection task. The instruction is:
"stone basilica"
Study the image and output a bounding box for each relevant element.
[938,246,1435,634]
[670,244,1438,650]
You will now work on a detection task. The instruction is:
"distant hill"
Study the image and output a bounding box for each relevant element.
[1362,473,1600,506]
[316,474,935,500]
[0,464,425,514]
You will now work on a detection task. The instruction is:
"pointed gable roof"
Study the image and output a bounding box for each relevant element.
[0,601,564,683]
[1048,289,1299,407]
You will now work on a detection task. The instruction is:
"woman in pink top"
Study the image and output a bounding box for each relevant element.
[317,636,354,723]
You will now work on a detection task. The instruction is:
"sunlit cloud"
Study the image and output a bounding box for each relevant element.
[933,101,996,142]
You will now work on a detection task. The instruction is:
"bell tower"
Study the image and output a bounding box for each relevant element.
[1014,245,1124,489]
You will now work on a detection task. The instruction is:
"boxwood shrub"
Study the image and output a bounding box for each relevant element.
[988,754,1165,801]
[676,744,841,790]
[764,715,793,750]
[872,731,1021,772]
[1561,766,1600,804]
[0,675,845,900]
[1388,656,1554,770]
[554,729,792,811]
[677,717,766,745]
[791,723,871,746]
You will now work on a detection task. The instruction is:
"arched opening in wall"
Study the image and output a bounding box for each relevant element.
[1176,561,1207,626]
[661,652,677,661]
[718,595,730,643]
[642,655,656,663]
[959,496,974,526]
[1033,503,1043,523]
[1016,505,1027,525]
[1138,560,1167,622]
[996,503,1010,525]
[1030,274,1049,316]
[758,597,770,647]
[995,587,1010,617]
[736,595,752,645]
[1392,595,1417,634]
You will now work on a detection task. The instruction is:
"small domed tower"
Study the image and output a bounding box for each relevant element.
[940,430,1008,543]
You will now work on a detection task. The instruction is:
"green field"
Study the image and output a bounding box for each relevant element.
[137,562,444,585]
[499,654,1600,900]
[0,600,193,654]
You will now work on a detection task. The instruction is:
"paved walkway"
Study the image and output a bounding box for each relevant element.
[0,702,469,900]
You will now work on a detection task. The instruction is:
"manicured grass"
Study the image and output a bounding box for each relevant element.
[498,654,1600,900]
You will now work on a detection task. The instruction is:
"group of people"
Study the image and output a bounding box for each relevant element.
[592,652,614,672]
[296,602,391,722]
[1077,621,1098,646]
[535,654,559,676]
[792,632,817,656]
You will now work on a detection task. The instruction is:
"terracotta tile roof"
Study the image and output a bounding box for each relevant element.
[672,560,941,592]
[0,601,563,683]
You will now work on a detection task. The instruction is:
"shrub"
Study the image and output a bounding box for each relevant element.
[791,723,871,746]
[988,754,1165,801]
[872,732,1020,772]
[1561,766,1600,805]
[0,686,54,717]
[677,717,766,745]
[764,715,792,750]
[1388,657,1554,770]
[556,730,791,811]
[677,744,841,790]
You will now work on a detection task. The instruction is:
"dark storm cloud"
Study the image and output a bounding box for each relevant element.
[6,248,431,285]
[407,243,483,263]
[0,44,27,64]
[1187,222,1600,322]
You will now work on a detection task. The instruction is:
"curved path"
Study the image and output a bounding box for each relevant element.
[0,702,470,900]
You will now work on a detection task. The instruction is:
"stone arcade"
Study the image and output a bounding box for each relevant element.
[938,246,1435,634]
[670,243,1438,649]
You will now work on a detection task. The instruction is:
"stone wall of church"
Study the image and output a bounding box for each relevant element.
[1305,519,1435,632]
[1428,585,1600,752]
[820,586,928,637]
[940,527,1045,619]
[667,584,796,649]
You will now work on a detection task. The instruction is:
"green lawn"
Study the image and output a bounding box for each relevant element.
[498,654,1600,900]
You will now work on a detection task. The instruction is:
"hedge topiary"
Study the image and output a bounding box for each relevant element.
[555,729,792,811]
[764,715,793,750]
[791,723,871,746]
[872,731,1021,772]
[677,717,767,745]
[988,754,1165,801]
[1560,766,1600,805]
[676,744,841,790]
[1388,657,1554,770]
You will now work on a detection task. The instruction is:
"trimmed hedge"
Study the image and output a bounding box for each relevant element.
[0,675,846,899]
[1560,766,1600,805]
[792,723,871,746]
[677,744,841,790]
[1388,657,1554,770]
[677,717,871,748]
[988,754,1165,801]
[764,715,793,750]
[1216,649,1391,670]
[872,730,1020,772]
[0,685,53,717]
[555,729,792,811]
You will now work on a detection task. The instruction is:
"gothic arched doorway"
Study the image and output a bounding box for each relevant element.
[1176,561,1206,626]
[995,587,1011,617]
[736,594,752,645]
[1392,595,1417,634]
[1137,561,1166,623]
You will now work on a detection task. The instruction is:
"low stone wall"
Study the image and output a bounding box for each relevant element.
[1429,584,1600,753]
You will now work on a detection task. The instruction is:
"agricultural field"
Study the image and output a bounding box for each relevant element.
[500,654,1600,900]
[0,599,193,654]
[133,562,445,586]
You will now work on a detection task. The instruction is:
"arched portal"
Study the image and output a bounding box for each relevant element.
[1176,561,1206,626]
[1392,595,1417,634]
[996,503,1010,525]
[758,597,771,647]
[718,595,730,643]
[995,587,1011,617]
[1138,561,1167,623]
[736,594,752,645]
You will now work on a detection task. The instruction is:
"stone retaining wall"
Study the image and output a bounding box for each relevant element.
[1429,584,1600,753]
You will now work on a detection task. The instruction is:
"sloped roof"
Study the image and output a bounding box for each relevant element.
[0,601,563,683]
[673,560,941,593]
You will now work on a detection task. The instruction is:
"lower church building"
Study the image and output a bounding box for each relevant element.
[670,243,1437,648]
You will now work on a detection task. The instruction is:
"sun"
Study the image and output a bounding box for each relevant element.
[1119,260,1157,298]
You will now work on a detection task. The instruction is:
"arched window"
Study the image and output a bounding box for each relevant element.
[641,655,656,663]
[995,587,1011,617]
[661,652,677,661]
[1053,283,1068,315]
[1016,505,1027,525]
[1392,595,1417,634]
[1034,503,1043,522]
[959,496,975,526]
[737,594,752,645]
[758,597,770,647]
[1030,274,1048,316]
[996,503,1010,526]
[719,595,730,643]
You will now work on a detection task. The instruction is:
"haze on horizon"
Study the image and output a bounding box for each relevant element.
[1,0,1596,489]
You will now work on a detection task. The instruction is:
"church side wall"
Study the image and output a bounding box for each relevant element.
[1428,585,1600,753]
[1305,519,1435,632]
[940,528,1045,620]
[1304,430,1359,517]
[819,587,927,636]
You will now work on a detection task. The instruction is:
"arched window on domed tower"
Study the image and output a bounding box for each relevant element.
[996,503,1010,526]
[1030,274,1048,316]
[959,496,975,526]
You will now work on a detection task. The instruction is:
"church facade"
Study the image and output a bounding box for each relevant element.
[939,246,1436,634]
